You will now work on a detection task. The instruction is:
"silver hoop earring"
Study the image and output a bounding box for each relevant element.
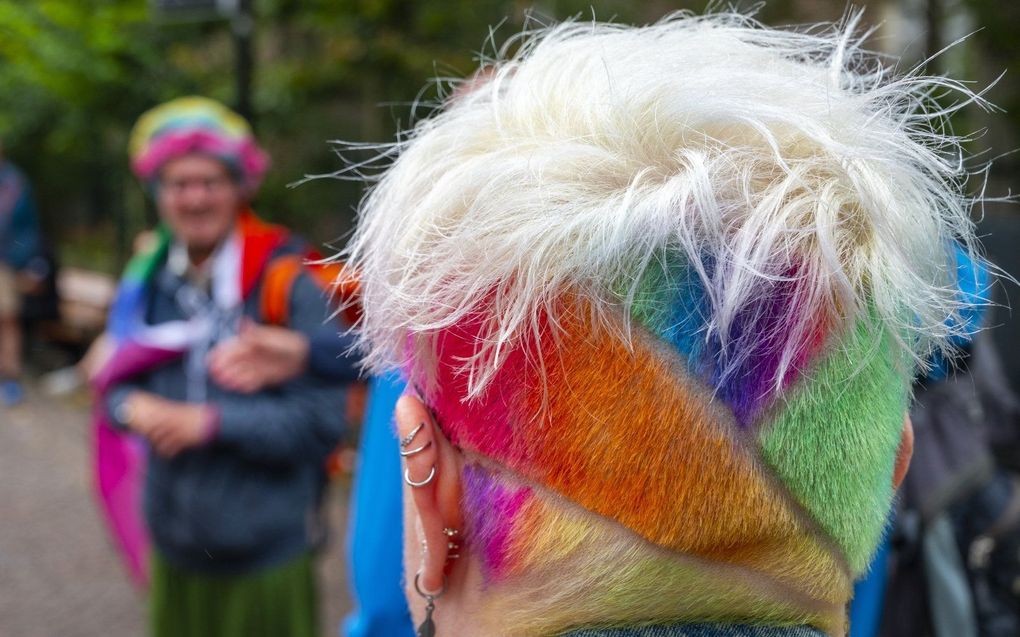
[400,440,432,457]
[404,465,436,488]
[400,422,425,448]
[414,571,446,637]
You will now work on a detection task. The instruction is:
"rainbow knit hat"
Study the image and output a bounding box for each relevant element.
[345,14,983,637]
[129,96,269,193]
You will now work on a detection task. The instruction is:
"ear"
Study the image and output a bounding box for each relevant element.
[892,413,913,489]
[395,393,464,594]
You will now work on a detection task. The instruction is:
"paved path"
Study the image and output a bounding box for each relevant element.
[0,383,352,636]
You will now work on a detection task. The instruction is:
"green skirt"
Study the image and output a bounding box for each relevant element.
[150,552,318,637]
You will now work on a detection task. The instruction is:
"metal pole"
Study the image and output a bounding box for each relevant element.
[232,0,254,125]
[925,0,941,74]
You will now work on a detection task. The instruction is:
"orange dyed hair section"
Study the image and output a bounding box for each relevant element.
[427,299,850,604]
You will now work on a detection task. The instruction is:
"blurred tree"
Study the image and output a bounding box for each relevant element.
[0,0,669,270]
[0,0,881,273]
[960,0,1020,167]
[0,0,219,269]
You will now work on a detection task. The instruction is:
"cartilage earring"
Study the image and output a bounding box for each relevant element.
[414,571,446,637]
[443,527,461,560]
[404,465,436,488]
[400,422,425,448]
[401,440,432,457]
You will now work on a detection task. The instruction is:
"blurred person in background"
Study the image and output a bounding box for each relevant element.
[340,13,986,637]
[204,69,509,637]
[0,139,41,405]
[207,305,417,637]
[876,246,1020,637]
[90,96,346,637]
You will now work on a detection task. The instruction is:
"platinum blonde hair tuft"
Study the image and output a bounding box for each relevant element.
[342,11,988,397]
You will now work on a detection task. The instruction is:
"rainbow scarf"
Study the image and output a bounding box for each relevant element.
[90,211,290,586]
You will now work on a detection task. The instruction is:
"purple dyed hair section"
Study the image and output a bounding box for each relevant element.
[462,463,533,582]
[638,257,830,428]
[704,268,829,426]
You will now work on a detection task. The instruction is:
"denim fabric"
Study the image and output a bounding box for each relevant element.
[561,624,827,637]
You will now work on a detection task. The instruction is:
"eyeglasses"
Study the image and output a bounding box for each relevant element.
[159,174,236,196]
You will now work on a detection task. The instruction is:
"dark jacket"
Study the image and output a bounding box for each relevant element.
[0,161,41,269]
[308,326,361,381]
[107,246,347,574]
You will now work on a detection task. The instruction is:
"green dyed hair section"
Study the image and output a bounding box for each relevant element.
[757,320,910,572]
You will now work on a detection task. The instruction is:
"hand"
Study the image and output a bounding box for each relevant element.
[79,333,114,383]
[123,392,217,458]
[208,320,311,393]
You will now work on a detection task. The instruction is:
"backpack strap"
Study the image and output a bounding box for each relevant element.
[260,254,305,327]
[259,252,359,328]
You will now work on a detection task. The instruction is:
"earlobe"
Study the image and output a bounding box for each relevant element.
[396,394,464,593]
[892,413,914,489]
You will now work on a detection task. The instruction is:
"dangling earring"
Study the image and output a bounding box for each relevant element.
[414,572,446,637]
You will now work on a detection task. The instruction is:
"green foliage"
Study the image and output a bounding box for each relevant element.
[0,0,730,272]
[14,0,1007,275]
[0,0,212,267]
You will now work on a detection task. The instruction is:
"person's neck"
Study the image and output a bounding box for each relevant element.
[186,230,234,267]
[187,245,214,267]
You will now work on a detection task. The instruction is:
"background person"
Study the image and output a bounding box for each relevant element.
[207,313,417,637]
[92,96,346,637]
[877,247,1020,637]
[342,14,983,637]
[0,140,41,405]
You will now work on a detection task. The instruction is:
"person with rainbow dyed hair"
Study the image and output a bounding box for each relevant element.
[339,12,987,637]
[92,96,346,637]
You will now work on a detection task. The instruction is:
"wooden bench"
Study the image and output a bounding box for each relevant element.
[35,268,116,350]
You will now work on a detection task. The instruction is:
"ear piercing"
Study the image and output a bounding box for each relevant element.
[400,422,425,448]
[443,527,461,560]
[402,421,436,487]
[400,421,433,457]
[404,465,437,488]
[413,572,446,637]
[401,440,432,457]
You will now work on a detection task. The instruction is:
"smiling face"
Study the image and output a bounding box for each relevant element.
[157,154,244,257]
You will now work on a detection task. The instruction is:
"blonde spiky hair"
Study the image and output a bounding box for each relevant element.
[343,10,985,397]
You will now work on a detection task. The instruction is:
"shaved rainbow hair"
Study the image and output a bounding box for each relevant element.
[343,12,985,637]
